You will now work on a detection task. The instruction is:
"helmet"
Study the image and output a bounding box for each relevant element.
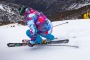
[18,6,27,16]
[30,8,35,13]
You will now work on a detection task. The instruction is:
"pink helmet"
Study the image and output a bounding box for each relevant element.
[30,9,35,13]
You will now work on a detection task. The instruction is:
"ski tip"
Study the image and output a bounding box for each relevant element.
[7,43,15,47]
[7,43,10,47]
[75,46,79,48]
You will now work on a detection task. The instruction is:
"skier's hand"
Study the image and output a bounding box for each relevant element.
[28,43,34,47]
[30,40,35,44]
[28,40,35,47]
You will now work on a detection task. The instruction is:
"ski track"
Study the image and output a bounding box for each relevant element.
[0,19,90,60]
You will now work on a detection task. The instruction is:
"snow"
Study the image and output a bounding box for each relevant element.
[67,3,90,10]
[0,4,5,11]
[0,19,90,60]
[0,4,14,14]
[75,3,90,9]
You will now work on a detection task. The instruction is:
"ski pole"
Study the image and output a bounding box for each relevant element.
[39,44,79,48]
[53,22,68,27]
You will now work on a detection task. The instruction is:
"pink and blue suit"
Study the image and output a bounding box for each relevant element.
[24,8,54,44]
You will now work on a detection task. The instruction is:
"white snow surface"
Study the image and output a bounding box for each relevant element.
[0,4,14,14]
[0,4,5,11]
[67,3,90,10]
[0,19,90,60]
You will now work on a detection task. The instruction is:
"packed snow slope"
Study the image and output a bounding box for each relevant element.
[0,19,90,60]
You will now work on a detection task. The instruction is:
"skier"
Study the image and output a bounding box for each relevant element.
[18,6,55,47]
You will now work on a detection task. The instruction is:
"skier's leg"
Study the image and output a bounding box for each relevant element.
[42,34,55,41]
[26,29,31,38]
[26,29,42,44]
[35,35,42,44]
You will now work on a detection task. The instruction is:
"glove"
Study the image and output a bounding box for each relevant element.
[30,40,35,44]
[28,40,35,47]
[28,43,34,47]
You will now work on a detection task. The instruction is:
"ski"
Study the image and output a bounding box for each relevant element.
[7,39,69,47]
[22,39,69,44]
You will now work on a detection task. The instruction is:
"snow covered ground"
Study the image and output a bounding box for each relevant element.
[0,19,90,60]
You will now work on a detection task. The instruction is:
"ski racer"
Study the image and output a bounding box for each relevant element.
[18,6,55,47]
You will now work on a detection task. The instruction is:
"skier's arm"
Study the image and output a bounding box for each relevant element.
[27,20,37,41]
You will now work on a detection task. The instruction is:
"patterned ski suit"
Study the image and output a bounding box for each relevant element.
[24,8,54,44]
